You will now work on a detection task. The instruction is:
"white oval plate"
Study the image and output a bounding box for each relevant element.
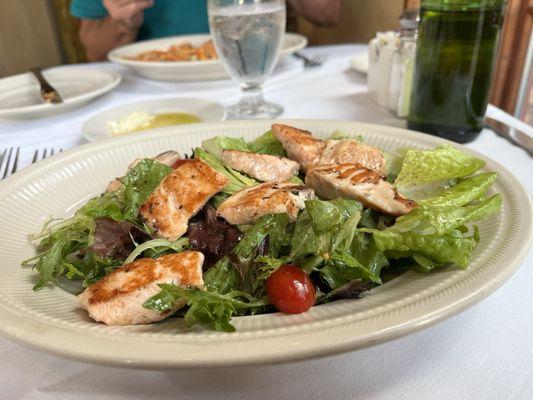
[0,68,121,120]
[108,33,307,81]
[0,120,531,369]
[83,98,226,141]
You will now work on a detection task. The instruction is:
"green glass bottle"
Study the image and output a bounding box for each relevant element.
[407,0,506,143]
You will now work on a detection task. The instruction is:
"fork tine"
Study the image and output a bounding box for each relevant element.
[312,53,327,65]
[11,147,20,175]
[42,149,48,160]
[2,148,13,179]
[50,148,55,156]
[0,149,7,178]
[32,150,39,164]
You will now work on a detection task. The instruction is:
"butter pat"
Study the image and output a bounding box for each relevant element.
[107,111,155,136]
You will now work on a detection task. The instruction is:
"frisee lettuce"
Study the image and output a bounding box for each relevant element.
[124,238,190,264]
[24,159,172,290]
[143,284,269,332]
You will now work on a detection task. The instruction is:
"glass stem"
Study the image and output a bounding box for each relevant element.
[239,83,265,108]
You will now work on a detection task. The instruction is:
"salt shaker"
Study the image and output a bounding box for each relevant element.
[367,31,399,107]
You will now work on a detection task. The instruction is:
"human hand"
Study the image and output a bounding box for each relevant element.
[103,0,154,31]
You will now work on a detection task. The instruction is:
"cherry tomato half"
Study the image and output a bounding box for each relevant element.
[267,264,316,314]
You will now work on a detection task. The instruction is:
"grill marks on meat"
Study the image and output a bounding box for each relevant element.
[217,181,315,225]
[140,159,229,240]
[305,163,415,216]
[221,150,300,182]
[271,124,326,172]
[319,139,386,175]
[271,124,414,215]
[271,124,386,175]
[78,252,204,325]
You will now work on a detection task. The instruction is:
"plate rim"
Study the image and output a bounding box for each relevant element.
[108,33,307,68]
[0,119,531,369]
[81,97,227,141]
[0,68,122,116]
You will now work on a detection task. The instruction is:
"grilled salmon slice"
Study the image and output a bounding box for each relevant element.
[217,181,315,225]
[271,124,326,172]
[221,150,300,182]
[78,252,204,325]
[305,163,415,216]
[140,158,229,240]
[319,140,386,175]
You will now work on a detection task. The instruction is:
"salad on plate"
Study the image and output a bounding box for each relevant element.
[23,124,502,332]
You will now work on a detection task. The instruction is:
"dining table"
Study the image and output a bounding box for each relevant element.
[1,43,532,400]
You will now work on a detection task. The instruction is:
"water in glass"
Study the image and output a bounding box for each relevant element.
[208,0,286,119]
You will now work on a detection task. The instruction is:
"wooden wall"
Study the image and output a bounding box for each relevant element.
[490,0,533,115]
[297,0,404,45]
[0,0,66,78]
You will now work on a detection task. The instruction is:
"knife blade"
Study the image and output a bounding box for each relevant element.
[485,117,533,156]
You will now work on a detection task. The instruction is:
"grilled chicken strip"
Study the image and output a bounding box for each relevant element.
[271,124,326,172]
[140,158,229,240]
[217,181,315,225]
[272,124,387,176]
[106,150,181,192]
[305,163,415,216]
[319,140,386,175]
[221,150,300,182]
[78,252,204,325]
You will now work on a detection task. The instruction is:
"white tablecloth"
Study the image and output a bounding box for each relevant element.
[1,45,532,400]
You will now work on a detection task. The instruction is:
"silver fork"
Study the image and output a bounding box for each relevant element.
[1,147,20,180]
[32,148,62,163]
[294,52,328,68]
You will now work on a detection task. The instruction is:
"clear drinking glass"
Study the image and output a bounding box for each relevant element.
[208,0,286,119]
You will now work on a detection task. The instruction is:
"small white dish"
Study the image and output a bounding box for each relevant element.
[108,33,307,81]
[351,53,369,74]
[82,98,226,142]
[0,68,121,120]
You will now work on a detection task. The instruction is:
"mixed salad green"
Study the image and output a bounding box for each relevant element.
[23,130,501,332]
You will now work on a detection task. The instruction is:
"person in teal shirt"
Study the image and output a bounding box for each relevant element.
[71,0,340,61]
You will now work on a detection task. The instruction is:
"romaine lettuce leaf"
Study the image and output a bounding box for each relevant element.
[418,172,498,208]
[201,136,250,160]
[370,228,477,268]
[195,147,258,194]
[391,194,502,235]
[248,130,286,156]
[350,231,389,279]
[290,199,362,259]
[395,145,486,188]
[322,250,382,288]
[306,200,342,232]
